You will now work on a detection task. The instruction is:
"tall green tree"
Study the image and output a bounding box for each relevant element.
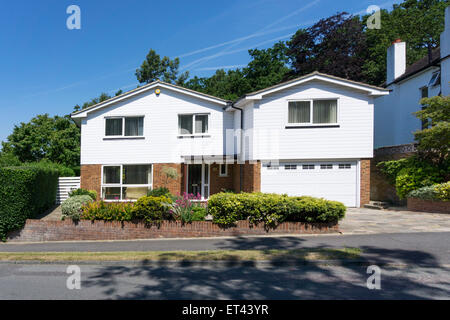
[1,114,80,168]
[136,49,189,85]
[287,12,368,82]
[362,0,448,85]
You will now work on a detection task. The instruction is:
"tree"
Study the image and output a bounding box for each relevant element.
[243,41,290,92]
[135,49,189,85]
[184,42,290,100]
[73,91,122,112]
[0,152,21,167]
[362,0,448,85]
[1,114,81,168]
[414,96,450,165]
[287,12,368,82]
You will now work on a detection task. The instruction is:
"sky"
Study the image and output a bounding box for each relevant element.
[0,0,402,145]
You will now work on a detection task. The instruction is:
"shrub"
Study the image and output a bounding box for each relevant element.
[408,182,450,201]
[208,193,346,228]
[131,196,172,225]
[28,160,76,177]
[81,201,134,221]
[378,156,445,199]
[0,166,59,240]
[61,195,93,221]
[191,206,207,221]
[0,153,21,167]
[69,188,97,200]
[147,187,171,197]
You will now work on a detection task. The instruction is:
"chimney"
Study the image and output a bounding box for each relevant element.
[386,39,406,84]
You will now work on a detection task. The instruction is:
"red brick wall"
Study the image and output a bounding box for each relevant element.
[242,161,261,193]
[407,198,450,214]
[360,159,371,207]
[80,165,101,198]
[7,219,339,242]
[153,163,184,195]
[210,164,235,194]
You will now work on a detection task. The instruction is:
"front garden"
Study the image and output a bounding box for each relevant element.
[61,187,346,230]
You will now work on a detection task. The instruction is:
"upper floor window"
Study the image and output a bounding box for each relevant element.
[288,100,337,125]
[420,86,429,99]
[178,114,209,135]
[428,71,440,87]
[105,117,143,137]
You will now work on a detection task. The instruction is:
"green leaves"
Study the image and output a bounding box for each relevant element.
[414,96,450,164]
[135,49,189,85]
[1,114,80,168]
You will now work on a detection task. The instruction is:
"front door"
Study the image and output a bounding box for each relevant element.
[187,164,210,199]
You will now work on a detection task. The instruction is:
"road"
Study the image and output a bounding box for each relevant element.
[0,232,449,299]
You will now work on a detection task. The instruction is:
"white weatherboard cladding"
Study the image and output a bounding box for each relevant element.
[80,89,234,165]
[248,81,374,161]
[374,68,441,148]
[261,161,359,207]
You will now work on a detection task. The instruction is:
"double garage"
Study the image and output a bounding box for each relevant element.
[261,160,359,207]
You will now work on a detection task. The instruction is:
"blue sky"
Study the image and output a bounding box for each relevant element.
[0,0,402,145]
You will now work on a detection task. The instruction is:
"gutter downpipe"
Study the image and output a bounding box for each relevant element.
[230,104,244,192]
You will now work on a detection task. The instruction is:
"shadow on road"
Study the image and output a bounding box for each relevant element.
[82,239,449,299]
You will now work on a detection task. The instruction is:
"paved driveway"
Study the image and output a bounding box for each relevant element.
[340,208,450,234]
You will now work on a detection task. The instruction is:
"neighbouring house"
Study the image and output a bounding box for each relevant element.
[71,72,388,207]
[371,6,449,203]
[374,6,450,150]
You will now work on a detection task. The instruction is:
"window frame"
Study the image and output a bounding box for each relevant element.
[104,116,145,138]
[286,98,339,127]
[101,164,153,201]
[178,113,210,137]
[219,164,228,177]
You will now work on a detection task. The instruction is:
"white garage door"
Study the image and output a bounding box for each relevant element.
[261,161,358,207]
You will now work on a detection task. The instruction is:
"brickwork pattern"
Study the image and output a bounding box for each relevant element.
[7,219,339,242]
[407,198,450,214]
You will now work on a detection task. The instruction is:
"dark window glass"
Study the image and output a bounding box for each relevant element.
[105,119,123,136]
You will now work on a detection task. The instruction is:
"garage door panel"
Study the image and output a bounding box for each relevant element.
[261,162,357,207]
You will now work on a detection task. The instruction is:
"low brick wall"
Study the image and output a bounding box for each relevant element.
[407,198,450,214]
[7,219,339,242]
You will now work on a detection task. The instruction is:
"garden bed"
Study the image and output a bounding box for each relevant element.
[7,219,339,242]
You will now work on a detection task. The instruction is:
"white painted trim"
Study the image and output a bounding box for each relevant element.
[285,98,340,126]
[356,160,361,208]
[72,82,229,118]
[100,164,153,201]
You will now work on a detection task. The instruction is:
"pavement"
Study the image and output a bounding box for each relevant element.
[340,207,450,234]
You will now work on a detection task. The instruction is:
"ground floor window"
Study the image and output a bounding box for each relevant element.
[102,164,152,201]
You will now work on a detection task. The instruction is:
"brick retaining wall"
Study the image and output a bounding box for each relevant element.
[7,219,339,242]
[407,198,450,214]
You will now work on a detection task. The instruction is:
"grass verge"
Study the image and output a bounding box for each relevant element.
[0,248,361,262]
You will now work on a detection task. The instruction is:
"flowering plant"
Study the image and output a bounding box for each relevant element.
[163,192,205,223]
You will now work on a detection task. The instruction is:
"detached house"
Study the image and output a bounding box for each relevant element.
[71,72,388,207]
[374,6,450,149]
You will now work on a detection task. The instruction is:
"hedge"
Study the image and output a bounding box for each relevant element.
[408,182,450,201]
[208,193,346,228]
[0,166,59,240]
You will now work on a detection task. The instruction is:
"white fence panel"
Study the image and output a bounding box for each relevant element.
[56,177,80,204]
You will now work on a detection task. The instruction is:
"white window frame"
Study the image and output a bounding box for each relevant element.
[219,164,228,177]
[104,116,145,138]
[428,71,440,87]
[286,98,340,127]
[101,164,153,201]
[178,113,210,137]
[186,163,210,200]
